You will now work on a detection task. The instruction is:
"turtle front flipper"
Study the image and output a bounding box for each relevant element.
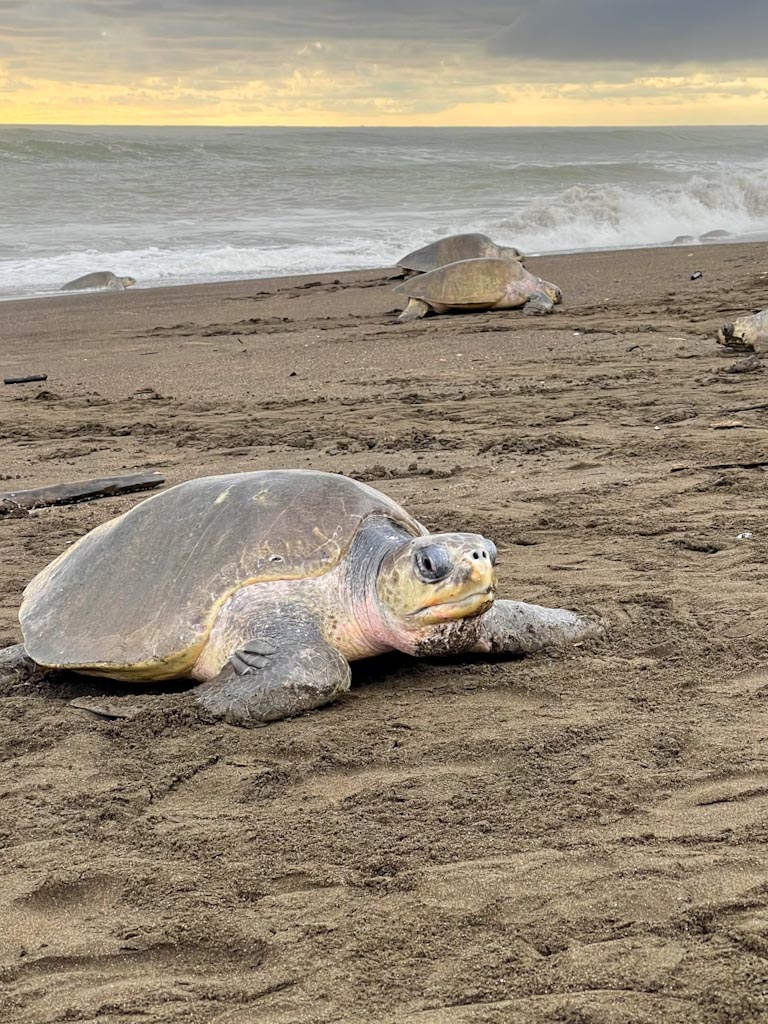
[194,632,351,726]
[522,292,555,316]
[471,599,604,655]
[398,298,430,322]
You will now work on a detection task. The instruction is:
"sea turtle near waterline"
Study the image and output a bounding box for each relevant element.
[61,272,136,292]
[394,257,562,322]
[397,232,525,275]
[0,470,600,726]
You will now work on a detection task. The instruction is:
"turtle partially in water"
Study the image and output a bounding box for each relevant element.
[0,470,600,725]
[394,257,562,322]
[397,233,524,275]
[62,272,136,291]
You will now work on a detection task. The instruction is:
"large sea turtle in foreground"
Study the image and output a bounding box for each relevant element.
[62,271,136,292]
[0,470,599,726]
[397,233,524,275]
[394,257,562,322]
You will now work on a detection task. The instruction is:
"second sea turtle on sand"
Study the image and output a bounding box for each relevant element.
[397,233,524,274]
[0,469,600,726]
[717,308,768,353]
[62,272,136,291]
[393,257,562,322]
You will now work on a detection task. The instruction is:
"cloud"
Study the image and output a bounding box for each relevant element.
[3,0,768,123]
[53,0,768,60]
[5,1,768,69]
[486,0,768,63]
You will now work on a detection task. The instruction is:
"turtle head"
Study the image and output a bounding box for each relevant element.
[538,278,562,304]
[376,533,496,640]
[501,245,525,262]
[121,277,137,288]
[717,321,735,345]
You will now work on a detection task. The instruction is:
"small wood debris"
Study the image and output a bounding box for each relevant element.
[0,471,165,516]
[4,374,48,385]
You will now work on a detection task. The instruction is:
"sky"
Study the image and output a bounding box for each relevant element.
[1,0,768,126]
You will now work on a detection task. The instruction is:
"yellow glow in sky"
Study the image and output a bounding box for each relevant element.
[3,71,768,126]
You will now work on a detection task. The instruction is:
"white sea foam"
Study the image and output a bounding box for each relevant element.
[495,170,768,254]
[0,242,389,297]
[1,125,767,299]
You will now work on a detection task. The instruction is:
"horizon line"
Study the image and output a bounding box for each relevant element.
[2,121,767,130]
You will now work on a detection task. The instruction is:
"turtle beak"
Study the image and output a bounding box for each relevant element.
[421,544,496,617]
[463,552,496,592]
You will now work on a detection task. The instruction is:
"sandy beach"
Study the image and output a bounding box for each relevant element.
[1,241,768,1023]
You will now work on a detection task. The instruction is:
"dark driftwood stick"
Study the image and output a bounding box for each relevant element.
[4,374,48,385]
[0,471,165,514]
[725,402,768,414]
[672,461,768,474]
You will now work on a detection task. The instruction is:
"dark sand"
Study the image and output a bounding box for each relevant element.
[1,243,768,1023]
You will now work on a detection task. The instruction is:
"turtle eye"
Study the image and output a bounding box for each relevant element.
[414,545,453,583]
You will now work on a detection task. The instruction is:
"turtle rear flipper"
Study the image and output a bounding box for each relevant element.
[195,629,351,726]
[0,643,50,690]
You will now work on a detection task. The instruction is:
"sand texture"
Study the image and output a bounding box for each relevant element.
[1,243,768,1023]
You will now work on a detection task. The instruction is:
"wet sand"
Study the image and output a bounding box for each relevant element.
[1,243,768,1023]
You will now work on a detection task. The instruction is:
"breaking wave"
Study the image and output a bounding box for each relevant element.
[494,171,768,254]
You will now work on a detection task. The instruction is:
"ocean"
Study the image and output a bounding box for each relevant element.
[1,124,767,301]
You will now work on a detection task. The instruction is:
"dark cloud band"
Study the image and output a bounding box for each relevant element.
[487,0,768,62]
[3,0,767,72]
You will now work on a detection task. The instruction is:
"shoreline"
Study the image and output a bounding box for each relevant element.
[2,236,766,306]
[1,238,764,329]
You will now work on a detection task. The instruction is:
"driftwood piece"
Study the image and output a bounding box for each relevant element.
[0,471,165,515]
[725,401,768,413]
[672,461,768,474]
[4,374,48,385]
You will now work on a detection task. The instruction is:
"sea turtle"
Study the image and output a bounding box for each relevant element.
[397,233,524,275]
[0,470,600,726]
[394,257,562,322]
[717,308,768,354]
[61,272,136,292]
